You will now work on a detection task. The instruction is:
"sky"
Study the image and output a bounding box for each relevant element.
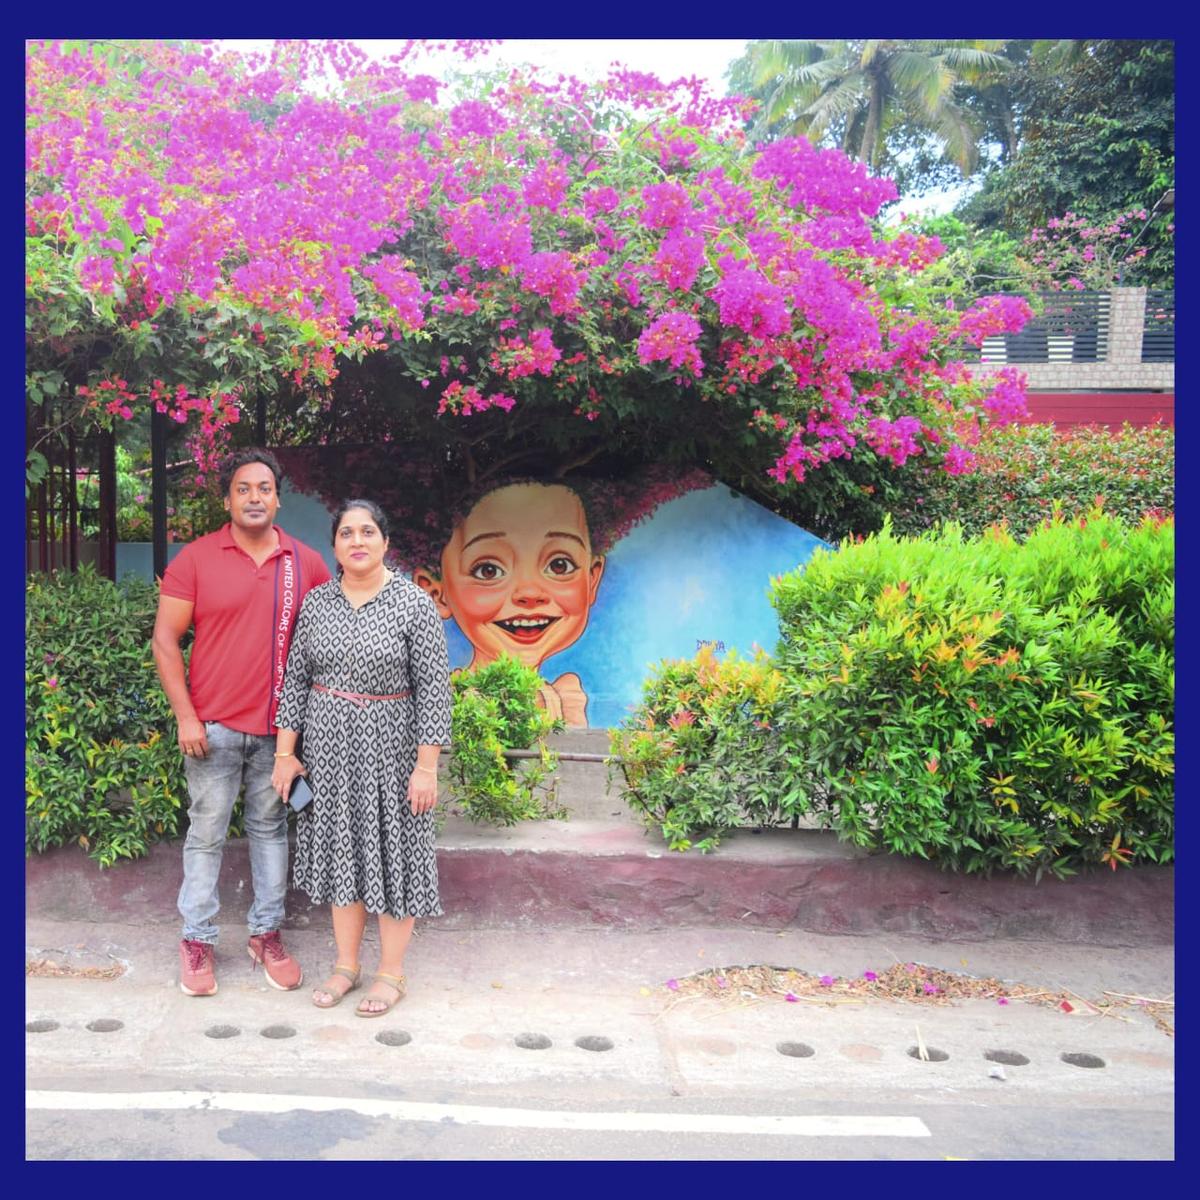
[219,39,967,217]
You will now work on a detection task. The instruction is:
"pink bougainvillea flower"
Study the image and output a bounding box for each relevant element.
[923,983,939,995]
[819,975,834,987]
[785,992,798,1003]
[24,39,1033,493]
[863,970,878,982]
[666,978,679,991]
[997,997,1009,1006]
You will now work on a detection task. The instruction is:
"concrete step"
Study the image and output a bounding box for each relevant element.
[25,812,1173,947]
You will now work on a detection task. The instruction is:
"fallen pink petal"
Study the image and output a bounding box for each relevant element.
[997,997,1009,1006]
[666,979,679,991]
[785,992,798,1002]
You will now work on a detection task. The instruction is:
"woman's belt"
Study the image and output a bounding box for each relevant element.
[312,682,412,709]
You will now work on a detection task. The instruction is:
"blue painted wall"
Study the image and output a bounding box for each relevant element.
[271,480,827,729]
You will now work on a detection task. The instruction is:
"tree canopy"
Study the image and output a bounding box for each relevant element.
[26,38,1031,518]
[956,39,1174,286]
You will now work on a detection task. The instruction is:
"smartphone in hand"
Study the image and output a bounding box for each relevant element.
[288,775,314,812]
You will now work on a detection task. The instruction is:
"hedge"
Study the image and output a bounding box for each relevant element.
[613,508,1174,877]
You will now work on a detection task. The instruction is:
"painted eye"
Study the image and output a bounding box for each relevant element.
[469,560,505,581]
[545,555,579,577]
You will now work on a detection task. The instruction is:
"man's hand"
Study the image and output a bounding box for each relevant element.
[178,716,209,759]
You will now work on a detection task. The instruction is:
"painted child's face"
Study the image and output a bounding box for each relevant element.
[422,483,605,668]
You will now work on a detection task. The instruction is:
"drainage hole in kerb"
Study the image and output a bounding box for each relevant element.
[906,1045,949,1062]
[515,1033,552,1051]
[1061,1052,1106,1069]
[985,1049,1029,1067]
[575,1036,613,1052]
[260,1024,297,1040]
[376,1030,412,1048]
[776,1041,816,1058]
[204,1024,241,1040]
[86,1019,124,1034]
[26,1019,59,1033]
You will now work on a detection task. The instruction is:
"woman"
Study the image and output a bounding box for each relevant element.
[271,498,452,1016]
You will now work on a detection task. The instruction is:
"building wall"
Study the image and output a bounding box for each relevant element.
[969,286,1174,428]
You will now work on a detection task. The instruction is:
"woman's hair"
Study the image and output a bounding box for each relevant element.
[330,497,390,545]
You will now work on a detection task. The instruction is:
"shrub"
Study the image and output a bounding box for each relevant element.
[890,422,1174,540]
[26,565,187,865]
[609,647,801,851]
[446,655,564,825]
[770,510,1174,877]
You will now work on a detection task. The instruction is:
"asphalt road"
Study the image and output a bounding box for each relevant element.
[26,1083,1173,1160]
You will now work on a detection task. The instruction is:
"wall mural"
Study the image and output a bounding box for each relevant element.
[276,449,827,729]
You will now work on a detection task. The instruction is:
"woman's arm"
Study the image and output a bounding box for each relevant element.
[407,591,453,814]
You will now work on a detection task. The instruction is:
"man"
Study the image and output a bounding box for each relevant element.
[153,448,331,996]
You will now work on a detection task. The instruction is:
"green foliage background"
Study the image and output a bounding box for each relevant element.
[613,510,1174,877]
[26,566,186,865]
[446,655,565,825]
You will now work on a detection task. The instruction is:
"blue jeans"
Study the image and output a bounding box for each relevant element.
[177,721,289,944]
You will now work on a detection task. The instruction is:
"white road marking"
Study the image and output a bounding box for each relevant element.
[26,1090,930,1138]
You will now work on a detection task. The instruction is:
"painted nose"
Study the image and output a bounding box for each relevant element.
[511,575,549,605]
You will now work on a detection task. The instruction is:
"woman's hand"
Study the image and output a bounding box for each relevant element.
[271,755,307,804]
[408,765,439,814]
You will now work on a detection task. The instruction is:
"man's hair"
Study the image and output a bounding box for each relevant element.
[219,448,283,496]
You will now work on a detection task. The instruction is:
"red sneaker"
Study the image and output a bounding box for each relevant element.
[179,939,218,996]
[248,930,303,991]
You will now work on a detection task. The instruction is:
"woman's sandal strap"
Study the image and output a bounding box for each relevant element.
[331,965,361,983]
[373,972,406,990]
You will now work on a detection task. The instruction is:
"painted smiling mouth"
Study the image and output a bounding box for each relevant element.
[495,616,560,641]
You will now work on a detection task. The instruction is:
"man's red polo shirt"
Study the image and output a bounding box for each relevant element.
[161,524,332,735]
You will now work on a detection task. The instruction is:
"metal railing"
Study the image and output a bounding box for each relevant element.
[959,291,1114,365]
[1142,290,1175,363]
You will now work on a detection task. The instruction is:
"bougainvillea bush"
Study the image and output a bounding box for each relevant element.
[27,38,1031,510]
[769,510,1174,877]
[889,422,1174,540]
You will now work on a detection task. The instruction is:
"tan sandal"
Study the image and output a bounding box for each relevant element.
[312,964,361,1009]
[355,971,406,1018]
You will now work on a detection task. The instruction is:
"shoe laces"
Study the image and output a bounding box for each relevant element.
[258,930,288,962]
[184,940,211,972]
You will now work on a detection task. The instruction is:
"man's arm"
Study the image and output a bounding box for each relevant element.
[152,595,208,758]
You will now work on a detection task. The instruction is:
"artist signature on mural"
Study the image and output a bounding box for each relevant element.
[695,639,726,653]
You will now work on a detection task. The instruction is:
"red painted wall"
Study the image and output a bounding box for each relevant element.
[1019,392,1174,430]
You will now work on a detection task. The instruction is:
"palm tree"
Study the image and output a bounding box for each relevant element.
[728,39,1010,176]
